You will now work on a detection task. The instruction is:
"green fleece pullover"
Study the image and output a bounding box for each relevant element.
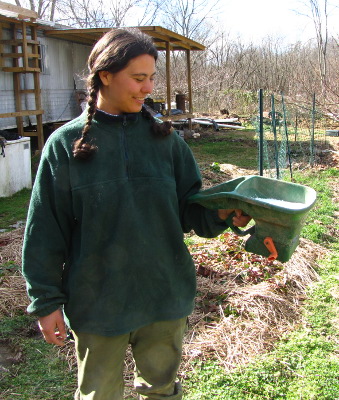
[22,110,228,336]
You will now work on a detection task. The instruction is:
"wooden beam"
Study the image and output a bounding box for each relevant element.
[0,109,44,118]
[0,22,3,69]
[2,67,40,72]
[19,89,40,94]
[22,21,28,69]
[0,1,38,19]
[1,52,39,58]
[186,49,193,113]
[0,39,39,45]
[31,24,44,149]
[159,113,194,122]
[165,41,171,116]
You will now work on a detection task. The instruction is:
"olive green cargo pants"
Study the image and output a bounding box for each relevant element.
[73,317,187,400]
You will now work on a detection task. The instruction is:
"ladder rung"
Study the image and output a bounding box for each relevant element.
[1,52,40,58]
[0,110,44,118]
[2,67,40,72]
[0,39,40,45]
[22,131,38,137]
[20,89,41,94]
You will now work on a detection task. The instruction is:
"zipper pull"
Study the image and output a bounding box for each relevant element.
[123,115,127,126]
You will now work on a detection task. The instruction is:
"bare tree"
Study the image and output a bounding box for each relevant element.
[134,0,163,25]
[54,0,143,27]
[158,0,221,40]
[13,0,57,20]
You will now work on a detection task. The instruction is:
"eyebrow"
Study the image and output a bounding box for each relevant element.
[131,72,156,78]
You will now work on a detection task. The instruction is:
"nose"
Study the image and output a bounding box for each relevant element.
[141,79,154,94]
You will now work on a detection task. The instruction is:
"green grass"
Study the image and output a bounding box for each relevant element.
[188,131,258,169]
[0,152,39,230]
[0,315,76,400]
[292,168,339,245]
[0,188,31,230]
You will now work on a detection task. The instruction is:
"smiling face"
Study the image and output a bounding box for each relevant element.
[97,54,156,115]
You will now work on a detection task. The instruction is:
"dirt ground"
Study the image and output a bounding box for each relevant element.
[0,133,338,397]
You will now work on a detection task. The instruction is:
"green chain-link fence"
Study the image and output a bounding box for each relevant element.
[254,90,335,180]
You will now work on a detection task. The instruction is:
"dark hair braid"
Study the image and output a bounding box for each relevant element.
[72,75,100,160]
[141,106,173,137]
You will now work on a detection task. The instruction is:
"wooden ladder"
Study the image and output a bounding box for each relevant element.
[0,19,44,150]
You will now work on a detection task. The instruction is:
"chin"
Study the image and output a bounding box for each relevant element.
[130,105,143,113]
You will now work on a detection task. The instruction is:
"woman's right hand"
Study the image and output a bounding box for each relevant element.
[38,308,67,346]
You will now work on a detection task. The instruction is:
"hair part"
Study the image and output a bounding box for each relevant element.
[73,28,171,160]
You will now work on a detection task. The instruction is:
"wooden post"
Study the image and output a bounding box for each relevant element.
[186,49,193,133]
[186,49,192,114]
[11,23,24,136]
[31,24,44,150]
[22,21,28,70]
[166,41,171,116]
[0,22,3,70]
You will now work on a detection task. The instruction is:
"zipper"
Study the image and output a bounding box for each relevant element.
[121,115,129,179]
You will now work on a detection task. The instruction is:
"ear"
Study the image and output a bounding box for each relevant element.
[98,70,111,86]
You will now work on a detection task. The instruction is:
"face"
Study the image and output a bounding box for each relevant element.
[97,54,156,115]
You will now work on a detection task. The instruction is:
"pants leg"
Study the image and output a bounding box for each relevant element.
[130,318,187,400]
[73,331,130,400]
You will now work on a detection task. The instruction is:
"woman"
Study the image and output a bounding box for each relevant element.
[22,28,250,400]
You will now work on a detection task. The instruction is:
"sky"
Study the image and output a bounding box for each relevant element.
[3,0,339,44]
[218,0,339,44]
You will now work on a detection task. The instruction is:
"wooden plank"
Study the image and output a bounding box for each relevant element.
[165,41,171,116]
[0,109,44,118]
[30,25,40,69]
[33,72,42,109]
[0,22,3,69]
[21,131,38,137]
[43,26,206,51]
[159,113,194,122]
[22,20,28,69]
[138,26,205,51]
[12,49,24,133]
[0,1,38,19]
[2,66,40,72]
[36,113,44,149]
[1,52,39,58]
[186,49,193,113]
[20,89,40,94]
[0,39,39,45]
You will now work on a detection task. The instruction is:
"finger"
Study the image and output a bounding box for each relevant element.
[218,209,234,220]
[235,209,242,217]
[56,320,67,342]
[44,331,66,346]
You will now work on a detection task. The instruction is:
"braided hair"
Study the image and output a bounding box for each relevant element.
[73,28,172,160]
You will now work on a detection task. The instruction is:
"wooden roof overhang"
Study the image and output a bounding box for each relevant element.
[43,26,206,117]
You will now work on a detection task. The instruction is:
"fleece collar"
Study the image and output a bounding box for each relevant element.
[94,109,139,124]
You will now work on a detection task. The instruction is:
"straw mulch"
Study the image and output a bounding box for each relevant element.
[0,227,28,318]
[180,234,324,376]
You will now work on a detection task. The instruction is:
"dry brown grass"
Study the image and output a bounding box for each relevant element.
[0,228,28,318]
[178,235,325,378]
